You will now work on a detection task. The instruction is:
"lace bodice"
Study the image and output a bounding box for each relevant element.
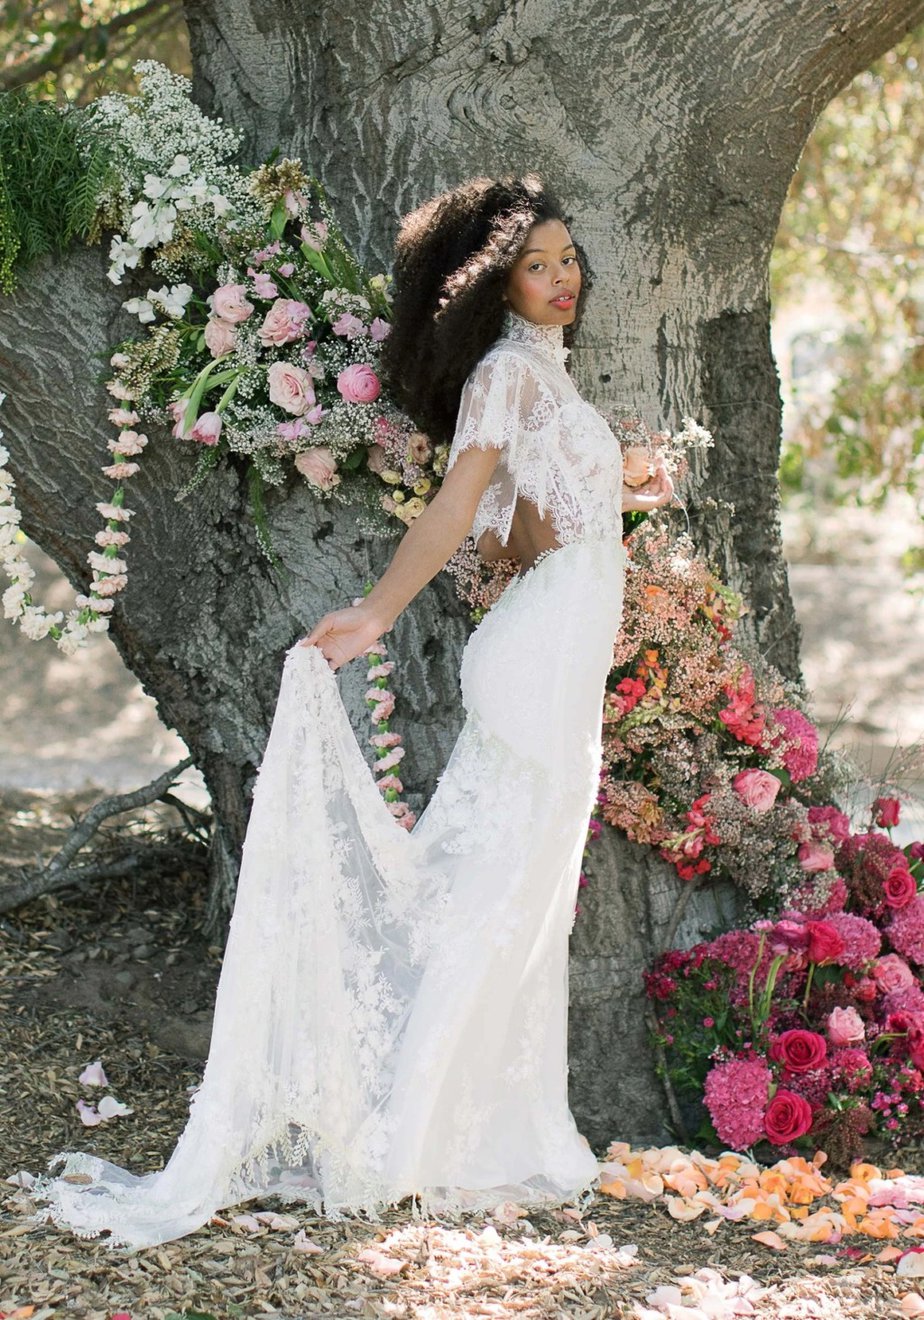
[445,308,623,551]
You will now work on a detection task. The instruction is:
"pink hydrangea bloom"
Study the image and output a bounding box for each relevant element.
[772,707,819,782]
[822,912,882,970]
[889,896,924,965]
[704,1058,771,1150]
[882,986,924,1019]
[829,1047,873,1094]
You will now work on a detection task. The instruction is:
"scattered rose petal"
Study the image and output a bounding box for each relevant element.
[292,1229,325,1253]
[356,1247,408,1277]
[76,1099,103,1126]
[97,1094,133,1119]
[78,1059,108,1087]
[752,1230,787,1251]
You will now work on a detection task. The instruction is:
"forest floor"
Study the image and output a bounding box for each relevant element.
[1,501,922,1317]
[0,795,920,1320]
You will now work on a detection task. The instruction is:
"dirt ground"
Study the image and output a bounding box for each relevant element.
[0,505,922,1317]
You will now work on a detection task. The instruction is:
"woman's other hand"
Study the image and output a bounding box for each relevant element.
[298,600,392,672]
[621,453,675,512]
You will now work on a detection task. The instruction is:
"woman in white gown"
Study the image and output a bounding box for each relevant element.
[33,175,672,1248]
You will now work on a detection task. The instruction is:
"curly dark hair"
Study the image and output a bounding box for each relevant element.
[379,173,594,446]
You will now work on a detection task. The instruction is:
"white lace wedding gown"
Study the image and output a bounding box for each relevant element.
[32,308,626,1248]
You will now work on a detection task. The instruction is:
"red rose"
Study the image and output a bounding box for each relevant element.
[874,797,901,829]
[806,921,846,965]
[884,864,917,910]
[764,1089,814,1144]
[770,1028,828,1073]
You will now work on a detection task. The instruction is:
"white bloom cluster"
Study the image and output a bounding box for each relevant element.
[318,288,371,317]
[122,281,194,323]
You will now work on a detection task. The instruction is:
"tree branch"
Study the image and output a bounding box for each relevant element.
[0,755,197,913]
[0,0,181,92]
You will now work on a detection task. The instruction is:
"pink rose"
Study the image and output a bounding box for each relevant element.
[258,298,312,347]
[365,442,388,475]
[204,317,237,357]
[768,918,810,956]
[806,920,846,965]
[211,283,254,323]
[798,841,835,873]
[188,411,222,446]
[875,797,901,829]
[872,954,916,993]
[764,1090,814,1145]
[770,1028,827,1073]
[732,769,781,814]
[337,363,381,404]
[268,361,316,416]
[826,1006,865,1047]
[369,317,391,342]
[884,864,917,910]
[295,446,340,491]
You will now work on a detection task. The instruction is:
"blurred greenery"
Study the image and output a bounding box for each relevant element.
[772,25,924,545]
[0,0,189,102]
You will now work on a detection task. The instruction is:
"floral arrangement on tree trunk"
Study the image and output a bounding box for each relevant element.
[645,800,924,1166]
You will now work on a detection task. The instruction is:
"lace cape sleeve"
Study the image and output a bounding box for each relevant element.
[444,347,559,548]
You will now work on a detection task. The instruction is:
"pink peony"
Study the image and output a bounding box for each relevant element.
[772,707,819,782]
[703,1058,771,1150]
[204,316,237,357]
[822,912,882,969]
[875,797,901,829]
[259,298,313,347]
[211,283,254,323]
[872,953,916,993]
[295,446,340,491]
[268,361,316,416]
[337,363,381,403]
[764,1089,814,1144]
[770,1028,828,1073]
[732,769,781,814]
[768,918,810,955]
[826,1006,865,1047]
[188,411,222,445]
[798,841,835,873]
[889,896,924,965]
[369,316,391,342]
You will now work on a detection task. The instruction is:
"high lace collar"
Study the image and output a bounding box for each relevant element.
[499,307,571,368]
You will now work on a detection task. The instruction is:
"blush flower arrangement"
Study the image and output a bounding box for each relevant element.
[598,520,851,908]
[645,800,924,1165]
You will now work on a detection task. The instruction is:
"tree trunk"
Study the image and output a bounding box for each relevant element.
[2,0,922,1144]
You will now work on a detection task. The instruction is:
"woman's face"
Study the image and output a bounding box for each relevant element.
[504,218,582,326]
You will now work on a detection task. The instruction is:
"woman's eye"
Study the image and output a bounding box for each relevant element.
[563,255,577,265]
[529,262,544,272]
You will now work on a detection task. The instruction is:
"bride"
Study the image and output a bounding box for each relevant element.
[33,174,673,1248]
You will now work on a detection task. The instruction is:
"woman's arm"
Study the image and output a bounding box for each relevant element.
[299,442,504,669]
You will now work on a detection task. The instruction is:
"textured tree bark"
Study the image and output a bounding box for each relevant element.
[2,0,922,1144]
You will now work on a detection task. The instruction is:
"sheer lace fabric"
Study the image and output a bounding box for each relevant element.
[447,308,624,553]
[31,313,627,1249]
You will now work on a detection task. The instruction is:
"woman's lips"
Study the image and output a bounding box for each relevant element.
[550,293,575,307]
